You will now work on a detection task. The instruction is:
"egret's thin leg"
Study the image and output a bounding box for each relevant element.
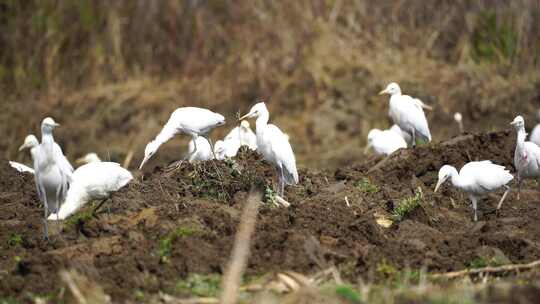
[92,199,108,215]
[517,175,522,200]
[497,185,510,210]
[43,189,49,240]
[206,136,217,160]
[471,196,478,222]
[279,166,285,197]
[411,129,416,148]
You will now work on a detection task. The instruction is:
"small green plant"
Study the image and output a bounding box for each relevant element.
[175,274,221,297]
[264,186,278,206]
[468,256,505,269]
[376,259,398,278]
[7,233,23,247]
[335,284,363,304]
[0,297,20,304]
[66,209,93,226]
[158,225,200,263]
[133,289,145,302]
[471,10,517,64]
[391,187,423,222]
[355,177,379,194]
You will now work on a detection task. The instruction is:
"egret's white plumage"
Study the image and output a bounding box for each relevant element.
[35,118,74,238]
[187,136,214,162]
[240,102,298,196]
[529,110,540,146]
[76,152,101,165]
[214,138,241,160]
[454,112,464,133]
[224,120,258,150]
[389,124,412,147]
[511,116,540,199]
[9,161,34,174]
[434,161,513,221]
[139,107,225,169]
[48,162,133,220]
[379,82,432,146]
[365,128,407,155]
[10,135,40,174]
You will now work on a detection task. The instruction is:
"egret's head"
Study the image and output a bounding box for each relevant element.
[454,112,462,123]
[239,102,267,120]
[41,117,60,133]
[510,115,525,129]
[379,82,401,96]
[240,120,251,129]
[365,129,382,153]
[76,152,101,164]
[139,140,161,169]
[434,165,453,192]
[18,134,39,151]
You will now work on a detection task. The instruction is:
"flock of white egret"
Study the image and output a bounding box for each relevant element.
[8,82,540,238]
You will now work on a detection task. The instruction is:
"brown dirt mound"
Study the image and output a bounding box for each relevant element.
[2,133,540,302]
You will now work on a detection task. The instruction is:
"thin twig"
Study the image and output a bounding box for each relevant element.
[122,149,134,169]
[220,191,261,304]
[429,259,540,279]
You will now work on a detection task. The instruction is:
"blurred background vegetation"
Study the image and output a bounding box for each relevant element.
[1,0,539,169]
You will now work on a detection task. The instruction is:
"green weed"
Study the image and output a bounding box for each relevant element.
[334,284,364,304]
[6,233,23,247]
[175,274,221,297]
[0,298,20,304]
[355,177,379,194]
[468,256,505,269]
[471,10,517,64]
[392,187,423,222]
[158,226,200,263]
[66,209,93,227]
[264,186,278,206]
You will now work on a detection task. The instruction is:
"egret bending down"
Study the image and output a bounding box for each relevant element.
[434,161,513,221]
[379,82,432,146]
[511,116,540,199]
[48,162,133,220]
[365,128,407,155]
[187,136,214,163]
[35,117,74,238]
[240,102,298,197]
[139,107,225,169]
[214,138,241,160]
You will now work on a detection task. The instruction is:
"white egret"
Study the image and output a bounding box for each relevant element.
[240,102,298,196]
[214,138,241,160]
[389,124,413,147]
[529,109,540,146]
[75,152,101,165]
[35,117,74,238]
[434,161,513,221]
[10,135,41,174]
[365,128,407,155]
[454,112,464,133]
[139,107,225,169]
[224,120,258,150]
[187,136,214,163]
[510,116,540,199]
[48,162,133,220]
[379,82,432,146]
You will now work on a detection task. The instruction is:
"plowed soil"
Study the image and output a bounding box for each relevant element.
[2,131,540,302]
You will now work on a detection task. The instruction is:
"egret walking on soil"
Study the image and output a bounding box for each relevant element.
[434,161,513,221]
[379,82,432,146]
[529,110,540,146]
[365,128,407,155]
[139,107,225,169]
[48,162,133,220]
[511,116,540,199]
[35,117,74,238]
[240,102,298,196]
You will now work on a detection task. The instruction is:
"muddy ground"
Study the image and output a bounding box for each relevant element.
[2,129,540,303]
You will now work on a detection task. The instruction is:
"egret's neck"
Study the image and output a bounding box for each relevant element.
[155,124,177,145]
[515,127,527,152]
[255,111,270,135]
[448,167,465,189]
[41,129,54,145]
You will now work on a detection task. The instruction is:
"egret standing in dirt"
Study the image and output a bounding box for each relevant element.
[511,116,540,199]
[48,162,133,220]
[365,128,407,155]
[528,110,540,146]
[379,82,432,146]
[240,102,298,197]
[434,161,513,221]
[35,117,74,238]
[139,107,225,169]
[225,120,258,150]
[10,135,41,174]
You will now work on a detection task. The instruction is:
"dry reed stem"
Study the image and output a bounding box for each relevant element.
[429,259,540,279]
[220,190,261,304]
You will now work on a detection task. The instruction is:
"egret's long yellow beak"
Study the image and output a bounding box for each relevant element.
[239,113,250,121]
[510,121,517,126]
[75,157,86,164]
[434,179,443,193]
[18,143,29,151]
[378,89,387,95]
[421,103,434,111]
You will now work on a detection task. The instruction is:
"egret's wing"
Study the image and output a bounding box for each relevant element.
[392,95,432,142]
[462,161,512,191]
[529,125,540,146]
[9,161,35,174]
[172,107,225,135]
[524,142,540,168]
[224,126,241,141]
[267,124,298,185]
